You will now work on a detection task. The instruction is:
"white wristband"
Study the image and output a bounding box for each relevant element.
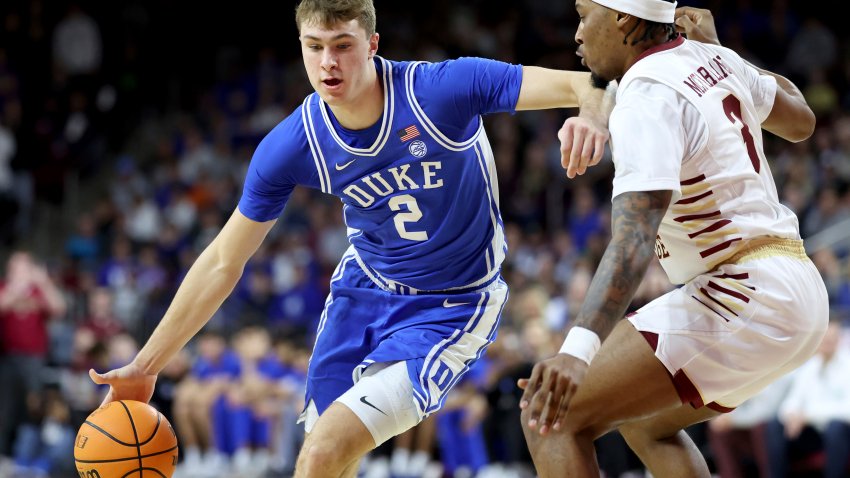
[559,327,602,365]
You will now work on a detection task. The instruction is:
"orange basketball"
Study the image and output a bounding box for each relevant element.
[74,400,179,478]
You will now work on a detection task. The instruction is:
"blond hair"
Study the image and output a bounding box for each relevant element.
[295,0,376,36]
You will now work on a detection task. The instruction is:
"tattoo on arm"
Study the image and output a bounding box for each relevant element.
[573,190,672,340]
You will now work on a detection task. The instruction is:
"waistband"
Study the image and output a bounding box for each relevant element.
[352,250,502,296]
[726,237,807,265]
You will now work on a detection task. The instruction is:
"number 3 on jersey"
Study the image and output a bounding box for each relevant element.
[722,94,760,173]
[390,194,428,241]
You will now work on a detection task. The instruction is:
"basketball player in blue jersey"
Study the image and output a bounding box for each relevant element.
[90,1,613,476]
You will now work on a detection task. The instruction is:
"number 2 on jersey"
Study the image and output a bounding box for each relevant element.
[390,194,428,241]
[722,94,760,173]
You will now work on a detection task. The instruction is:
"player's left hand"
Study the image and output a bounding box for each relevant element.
[518,353,588,436]
[675,7,721,46]
[559,116,608,179]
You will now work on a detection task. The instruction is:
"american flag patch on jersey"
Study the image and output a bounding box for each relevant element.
[397,125,420,142]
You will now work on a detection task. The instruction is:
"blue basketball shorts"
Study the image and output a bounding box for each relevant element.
[302,248,508,423]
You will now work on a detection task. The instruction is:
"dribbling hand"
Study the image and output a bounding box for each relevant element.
[518,353,588,436]
[559,116,608,179]
[89,362,157,407]
[675,7,721,46]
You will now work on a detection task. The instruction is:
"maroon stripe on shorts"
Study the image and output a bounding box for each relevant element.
[640,331,659,351]
[699,288,738,317]
[707,402,736,413]
[712,272,749,280]
[707,280,750,303]
[672,369,705,409]
[637,330,717,412]
[692,295,729,322]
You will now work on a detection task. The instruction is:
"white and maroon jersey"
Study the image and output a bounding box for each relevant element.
[609,35,800,285]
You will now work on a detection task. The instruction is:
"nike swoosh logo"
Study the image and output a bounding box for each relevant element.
[335,159,356,171]
[443,299,470,308]
[359,396,387,416]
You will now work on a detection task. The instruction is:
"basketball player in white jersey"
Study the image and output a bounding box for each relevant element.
[519,3,827,477]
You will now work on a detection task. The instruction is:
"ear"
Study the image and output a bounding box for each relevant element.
[615,11,636,32]
[368,32,380,59]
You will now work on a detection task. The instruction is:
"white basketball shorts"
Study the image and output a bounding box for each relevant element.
[628,239,829,411]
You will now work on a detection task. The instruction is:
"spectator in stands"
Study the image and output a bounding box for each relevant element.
[0,100,16,246]
[223,326,277,475]
[172,329,239,477]
[708,372,794,478]
[435,359,491,478]
[51,4,102,79]
[0,251,66,455]
[64,214,100,267]
[388,418,437,478]
[11,386,76,477]
[79,287,124,341]
[766,319,850,478]
[266,335,308,476]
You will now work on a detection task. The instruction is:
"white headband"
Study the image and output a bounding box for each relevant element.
[591,0,677,23]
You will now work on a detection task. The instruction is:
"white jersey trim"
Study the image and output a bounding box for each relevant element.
[302,94,333,193]
[301,95,331,193]
[352,247,501,295]
[314,252,356,339]
[404,62,484,152]
[319,57,396,157]
[473,132,506,274]
[413,281,505,414]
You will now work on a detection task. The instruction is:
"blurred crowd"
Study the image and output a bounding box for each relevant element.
[0,1,849,477]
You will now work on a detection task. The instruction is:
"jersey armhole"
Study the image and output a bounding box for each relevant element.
[404,62,484,152]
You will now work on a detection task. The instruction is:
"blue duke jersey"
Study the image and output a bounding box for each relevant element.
[238,57,522,292]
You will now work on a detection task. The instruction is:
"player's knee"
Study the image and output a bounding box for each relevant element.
[619,421,666,455]
[174,385,196,408]
[297,439,350,475]
[519,407,549,453]
[189,401,213,422]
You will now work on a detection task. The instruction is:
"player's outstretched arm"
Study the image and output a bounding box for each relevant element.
[90,209,276,405]
[676,6,815,142]
[519,189,671,435]
[515,68,602,111]
[517,67,615,178]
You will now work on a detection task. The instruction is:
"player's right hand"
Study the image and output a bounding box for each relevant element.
[559,116,608,179]
[89,362,158,407]
[675,7,721,46]
[518,353,588,436]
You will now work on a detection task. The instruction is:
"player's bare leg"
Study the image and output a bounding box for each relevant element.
[619,403,719,477]
[522,320,712,478]
[295,402,376,478]
[188,384,221,455]
[172,381,203,451]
